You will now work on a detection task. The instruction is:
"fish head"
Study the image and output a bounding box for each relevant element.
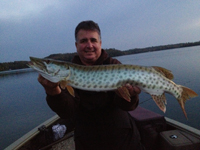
[28,57,71,83]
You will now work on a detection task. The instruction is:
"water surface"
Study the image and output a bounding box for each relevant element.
[0,46,199,149]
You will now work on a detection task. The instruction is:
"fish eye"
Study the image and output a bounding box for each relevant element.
[46,60,51,64]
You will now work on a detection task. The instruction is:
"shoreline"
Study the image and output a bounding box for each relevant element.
[1,41,200,72]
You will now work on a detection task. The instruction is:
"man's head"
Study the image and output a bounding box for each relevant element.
[75,20,101,41]
[75,20,102,66]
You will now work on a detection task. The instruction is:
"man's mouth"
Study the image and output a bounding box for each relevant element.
[85,50,95,53]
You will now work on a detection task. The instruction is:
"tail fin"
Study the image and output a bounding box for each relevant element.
[178,86,198,119]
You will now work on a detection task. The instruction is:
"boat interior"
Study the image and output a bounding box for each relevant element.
[5,106,200,150]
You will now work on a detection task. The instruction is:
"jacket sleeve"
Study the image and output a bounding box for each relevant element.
[46,89,79,119]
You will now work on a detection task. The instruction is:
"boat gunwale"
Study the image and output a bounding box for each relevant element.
[4,115,60,150]
[165,117,200,138]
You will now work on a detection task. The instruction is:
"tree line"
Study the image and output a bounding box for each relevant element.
[1,41,200,72]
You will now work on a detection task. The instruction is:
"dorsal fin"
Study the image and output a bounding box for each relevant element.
[152,66,174,80]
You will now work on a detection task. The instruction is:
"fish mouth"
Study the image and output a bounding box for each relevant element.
[28,57,47,71]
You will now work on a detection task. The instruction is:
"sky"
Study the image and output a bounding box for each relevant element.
[1,0,200,62]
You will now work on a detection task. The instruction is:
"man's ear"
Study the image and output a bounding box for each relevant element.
[75,42,77,48]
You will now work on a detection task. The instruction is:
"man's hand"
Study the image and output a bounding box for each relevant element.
[125,83,141,97]
[38,74,61,96]
[116,83,141,102]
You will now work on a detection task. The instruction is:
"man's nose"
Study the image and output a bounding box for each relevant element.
[86,41,93,48]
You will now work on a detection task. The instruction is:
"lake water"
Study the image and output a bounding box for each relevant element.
[0,46,200,149]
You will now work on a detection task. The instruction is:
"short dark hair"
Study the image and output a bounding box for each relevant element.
[75,20,101,41]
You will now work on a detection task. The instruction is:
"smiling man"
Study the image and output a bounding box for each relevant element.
[38,20,144,150]
[75,28,102,65]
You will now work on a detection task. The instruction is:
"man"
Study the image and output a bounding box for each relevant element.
[38,20,144,150]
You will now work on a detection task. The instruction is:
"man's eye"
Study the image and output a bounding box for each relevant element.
[91,38,97,42]
[80,39,87,43]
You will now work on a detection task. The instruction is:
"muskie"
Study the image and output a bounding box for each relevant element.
[28,57,198,119]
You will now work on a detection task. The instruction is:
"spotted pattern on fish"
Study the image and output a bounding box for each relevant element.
[28,57,198,119]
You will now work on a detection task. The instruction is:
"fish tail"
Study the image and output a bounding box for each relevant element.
[178,86,198,119]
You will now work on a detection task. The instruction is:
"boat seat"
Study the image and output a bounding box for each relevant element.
[160,130,200,150]
[129,106,167,150]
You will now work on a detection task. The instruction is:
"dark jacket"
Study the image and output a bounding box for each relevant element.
[46,50,143,150]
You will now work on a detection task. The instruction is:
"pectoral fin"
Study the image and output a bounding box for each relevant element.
[116,86,131,102]
[59,81,75,97]
[66,85,75,97]
[59,81,68,89]
[151,93,167,113]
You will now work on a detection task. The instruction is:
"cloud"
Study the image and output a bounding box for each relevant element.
[1,1,200,62]
[0,0,59,20]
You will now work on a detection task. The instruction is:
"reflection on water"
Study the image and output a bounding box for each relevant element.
[0,46,199,149]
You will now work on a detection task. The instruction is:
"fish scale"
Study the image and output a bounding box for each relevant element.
[71,65,140,90]
[28,57,198,119]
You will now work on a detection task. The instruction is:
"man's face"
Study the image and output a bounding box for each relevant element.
[75,29,102,65]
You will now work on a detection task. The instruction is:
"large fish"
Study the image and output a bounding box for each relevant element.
[28,57,198,119]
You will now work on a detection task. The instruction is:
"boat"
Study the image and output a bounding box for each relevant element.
[5,106,200,150]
